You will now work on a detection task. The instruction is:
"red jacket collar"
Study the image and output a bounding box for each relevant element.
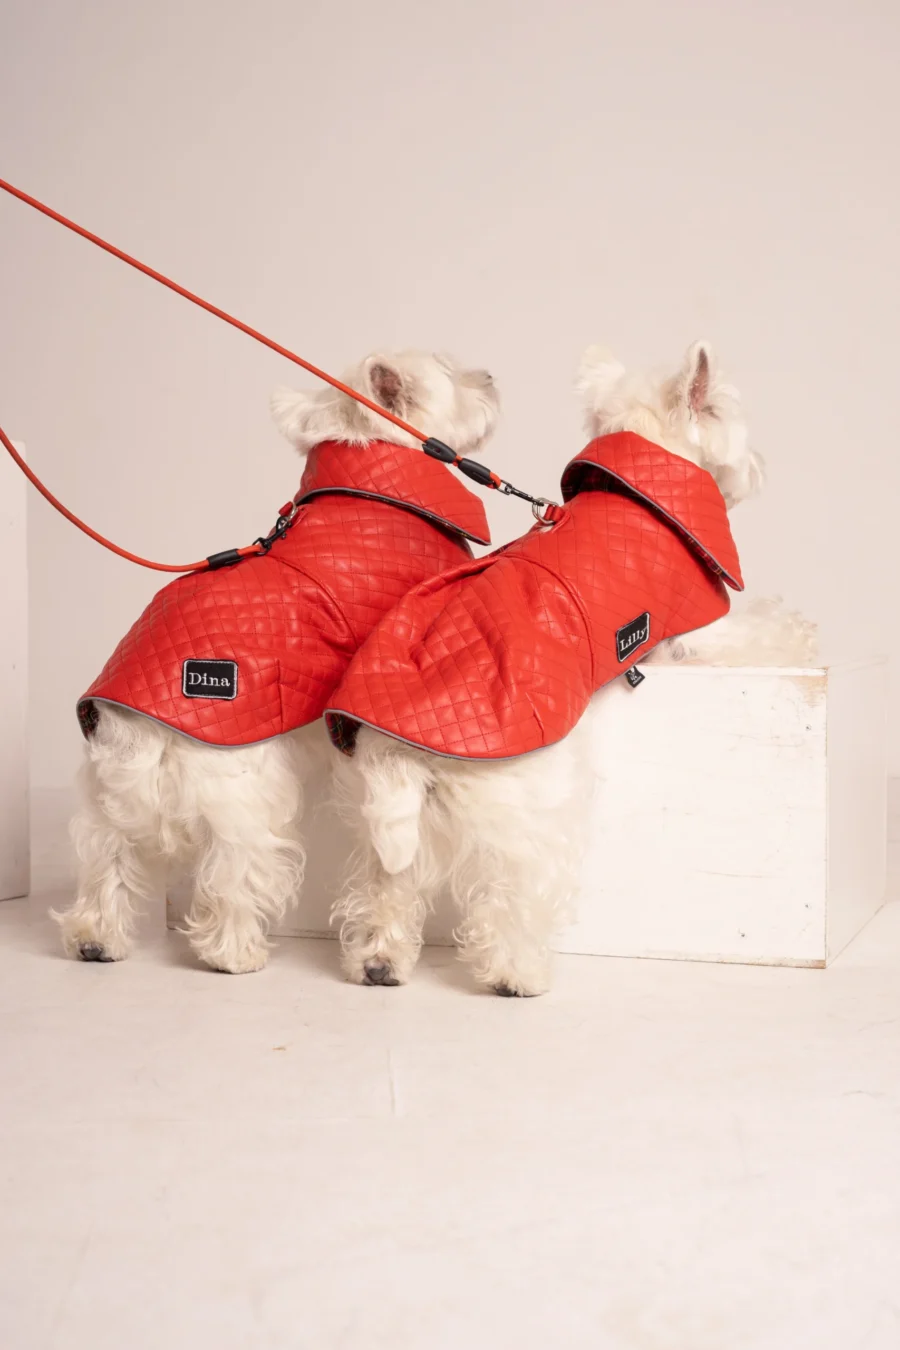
[561,431,743,591]
[296,439,491,546]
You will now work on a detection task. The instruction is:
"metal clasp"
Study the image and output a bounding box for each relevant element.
[497,479,561,526]
[254,499,301,553]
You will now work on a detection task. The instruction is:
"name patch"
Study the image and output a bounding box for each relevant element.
[616,612,651,663]
[182,659,238,700]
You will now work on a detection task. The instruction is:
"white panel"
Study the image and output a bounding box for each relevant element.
[0,441,30,900]
[825,659,888,961]
[561,668,829,966]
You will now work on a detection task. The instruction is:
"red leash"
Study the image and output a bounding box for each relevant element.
[0,177,548,574]
[0,427,239,572]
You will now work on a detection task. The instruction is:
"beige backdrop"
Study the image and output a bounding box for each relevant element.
[1,0,898,791]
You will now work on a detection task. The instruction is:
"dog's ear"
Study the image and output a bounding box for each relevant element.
[678,340,717,417]
[459,367,500,416]
[270,386,317,446]
[455,366,500,453]
[459,367,496,398]
[576,346,626,411]
[365,358,410,418]
[677,342,762,506]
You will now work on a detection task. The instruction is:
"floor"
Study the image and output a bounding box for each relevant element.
[3,872,900,1350]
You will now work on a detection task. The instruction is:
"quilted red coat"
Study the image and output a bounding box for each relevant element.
[325,431,744,760]
[77,440,490,746]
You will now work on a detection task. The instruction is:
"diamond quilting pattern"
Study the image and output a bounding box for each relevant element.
[325,433,744,761]
[560,432,743,588]
[77,441,490,746]
[296,439,491,545]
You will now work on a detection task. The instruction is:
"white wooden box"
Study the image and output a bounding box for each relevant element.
[168,662,888,968]
[0,440,30,901]
[561,662,887,967]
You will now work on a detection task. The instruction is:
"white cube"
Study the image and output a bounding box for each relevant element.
[168,661,887,968]
[557,662,887,967]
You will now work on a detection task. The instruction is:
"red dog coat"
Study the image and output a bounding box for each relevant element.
[325,432,744,760]
[77,440,490,746]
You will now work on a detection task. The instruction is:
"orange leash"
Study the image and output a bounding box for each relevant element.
[0,178,429,441]
[0,177,551,573]
[0,426,234,572]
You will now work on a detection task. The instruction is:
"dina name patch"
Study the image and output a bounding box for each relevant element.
[616,612,650,663]
[182,659,238,700]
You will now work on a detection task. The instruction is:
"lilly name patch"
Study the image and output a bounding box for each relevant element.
[616,612,650,663]
[182,659,238,700]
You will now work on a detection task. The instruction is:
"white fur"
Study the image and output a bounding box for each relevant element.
[332,726,592,996]
[56,711,315,971]
[647,595,818,668]
[54,350,499,972]
[334,341,819,996]
[270,350,497,458]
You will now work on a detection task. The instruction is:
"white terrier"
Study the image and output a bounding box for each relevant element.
[330,342,817,996]
[54,350,498,973]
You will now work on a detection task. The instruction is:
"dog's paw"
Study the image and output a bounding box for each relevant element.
[362,960,402,987]
[54,913,130,963]
[78,941,118,963]
[646,636,690,665]
[341,934,418,987]
[479,959,550,998]
[202,949,269,975]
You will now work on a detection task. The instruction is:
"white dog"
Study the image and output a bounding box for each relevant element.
[54,350,498,973]
[331,342,818,996]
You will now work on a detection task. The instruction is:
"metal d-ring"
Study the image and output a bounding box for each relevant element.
[531,497,558,525]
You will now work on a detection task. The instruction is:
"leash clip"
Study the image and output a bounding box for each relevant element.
[207,499,302,571]
[255,499,301,554]
[497,480,560,526]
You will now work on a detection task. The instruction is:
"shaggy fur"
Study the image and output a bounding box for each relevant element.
[332,341,818,996]
[54,350,499,972]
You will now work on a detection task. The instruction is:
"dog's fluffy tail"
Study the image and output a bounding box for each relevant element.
[731,597,819,666]
[355,736,433,875]
[650,596,819,668]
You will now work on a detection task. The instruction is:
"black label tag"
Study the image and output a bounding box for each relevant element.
[182,659,238,700]
[625,666,645,688]
[616,611,650,663]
